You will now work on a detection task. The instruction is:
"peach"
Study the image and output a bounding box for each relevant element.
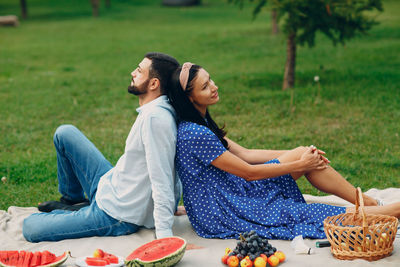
[274,251,286,262]
[222,254,230,265]
[253,257,267,267]
[240,257,253,267]
[268,255,280,267]
[227,256,239,267]
[260,254,268,262]
[93,249,105,258]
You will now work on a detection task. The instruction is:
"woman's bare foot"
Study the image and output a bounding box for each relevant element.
[346,202,400,219]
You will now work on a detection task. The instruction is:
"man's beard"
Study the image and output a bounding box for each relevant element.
[128,78,150,95]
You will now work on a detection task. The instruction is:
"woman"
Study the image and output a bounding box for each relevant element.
[168,62,400,240]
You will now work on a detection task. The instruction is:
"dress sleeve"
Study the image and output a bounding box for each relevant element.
[186,125,227,166]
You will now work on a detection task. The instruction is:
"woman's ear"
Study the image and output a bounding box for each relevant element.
[187,94,193,103]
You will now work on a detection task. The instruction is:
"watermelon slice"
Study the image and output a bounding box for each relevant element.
[0,251,69,267]
[104,255,118,264]
[30,252,41,267]
[22,252,32,267]
[85,258,108,266]
[40,251,55,266]
[125,236,186,267]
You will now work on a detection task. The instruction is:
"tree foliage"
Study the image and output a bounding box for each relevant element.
[229,0,383,89]
[230,0,383,46]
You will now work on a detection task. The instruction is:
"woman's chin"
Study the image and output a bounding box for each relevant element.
[211,96,220,104]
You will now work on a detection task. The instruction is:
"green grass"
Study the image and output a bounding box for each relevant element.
[1,0,399,210]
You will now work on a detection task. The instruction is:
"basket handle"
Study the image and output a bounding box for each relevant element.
[355,187,368,249]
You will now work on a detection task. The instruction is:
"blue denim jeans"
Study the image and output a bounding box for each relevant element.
[23,125,139,242]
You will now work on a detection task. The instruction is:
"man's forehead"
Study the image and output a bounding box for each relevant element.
[139,58,152,70]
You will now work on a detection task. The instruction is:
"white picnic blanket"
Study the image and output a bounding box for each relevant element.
[1,188,399,267]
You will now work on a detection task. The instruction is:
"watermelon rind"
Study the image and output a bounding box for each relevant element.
[0,251,69,267]
[125,237,186,267]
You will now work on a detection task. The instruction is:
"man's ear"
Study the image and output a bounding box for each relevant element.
[148,77,160,92]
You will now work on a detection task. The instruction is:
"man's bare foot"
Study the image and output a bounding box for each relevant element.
[174,205,187,216]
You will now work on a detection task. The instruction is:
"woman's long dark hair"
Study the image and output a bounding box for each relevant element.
[168,64,228,149]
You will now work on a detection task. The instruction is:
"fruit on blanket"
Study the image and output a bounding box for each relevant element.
[222,254,230,265]
[274,251,285,263]
[259,254,268,262]
[85,258,108,266]
[253,257,266,267]
[240,256,252,267]
[0,251,69,267]
[103,255,118,264]
[225,230,284,263]
[225,248,233,255]
[221,231,286,266]
[125,236,186,267]
[88,249,118,265]
[92,249,105,259]
[227,256,239,267]
[267,255,280,267]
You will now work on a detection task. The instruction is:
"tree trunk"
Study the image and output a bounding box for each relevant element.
[105,0,111,9]
[91,0,100,17]
[271,9,279,35]
[282,32,296,90]
[20,0,27,19]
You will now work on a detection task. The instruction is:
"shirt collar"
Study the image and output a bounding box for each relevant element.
[136,95,168,113]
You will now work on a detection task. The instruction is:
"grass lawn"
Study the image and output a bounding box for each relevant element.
[0,0,399,210]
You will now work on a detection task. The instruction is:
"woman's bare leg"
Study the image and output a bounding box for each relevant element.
[278,147,378,206]
[346,202,400,218]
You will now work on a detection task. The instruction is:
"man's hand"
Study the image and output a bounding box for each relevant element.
[174,206,187,216]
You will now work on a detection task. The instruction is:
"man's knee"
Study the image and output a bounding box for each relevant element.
[22,215,41,242]
[53,124,79,145]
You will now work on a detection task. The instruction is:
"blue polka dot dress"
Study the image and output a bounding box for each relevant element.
[176,121,346,240]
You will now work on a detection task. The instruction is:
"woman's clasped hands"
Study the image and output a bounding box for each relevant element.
[300,145,330,171]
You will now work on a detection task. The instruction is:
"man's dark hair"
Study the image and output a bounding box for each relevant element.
[145,52,179,95]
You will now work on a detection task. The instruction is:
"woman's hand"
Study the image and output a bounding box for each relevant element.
[310,145,330,164]
[300,146,328,171]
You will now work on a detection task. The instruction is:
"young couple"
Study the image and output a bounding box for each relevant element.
[23,53,400,243]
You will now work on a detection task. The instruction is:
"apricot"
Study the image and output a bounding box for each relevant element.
[268,255,280,267]
[93,249,105,258]
[253,257,267,267]
[274,251,286,262]
[222,254,229,265]
[227,256,239,267]
[259,254,268,262]
[240,257,253,267]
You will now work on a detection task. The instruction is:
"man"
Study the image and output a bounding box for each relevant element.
[23,52,182,242]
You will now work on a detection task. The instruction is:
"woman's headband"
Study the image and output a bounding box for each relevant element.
[179,62,194,91]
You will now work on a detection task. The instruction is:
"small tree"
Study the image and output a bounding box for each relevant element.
[20,0,28,19]
[90,0,100,17]
[230,0,383,90]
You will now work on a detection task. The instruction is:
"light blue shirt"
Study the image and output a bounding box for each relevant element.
[96,96,181,238]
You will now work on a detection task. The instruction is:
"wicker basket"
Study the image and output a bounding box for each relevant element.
[323,187,398,261]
